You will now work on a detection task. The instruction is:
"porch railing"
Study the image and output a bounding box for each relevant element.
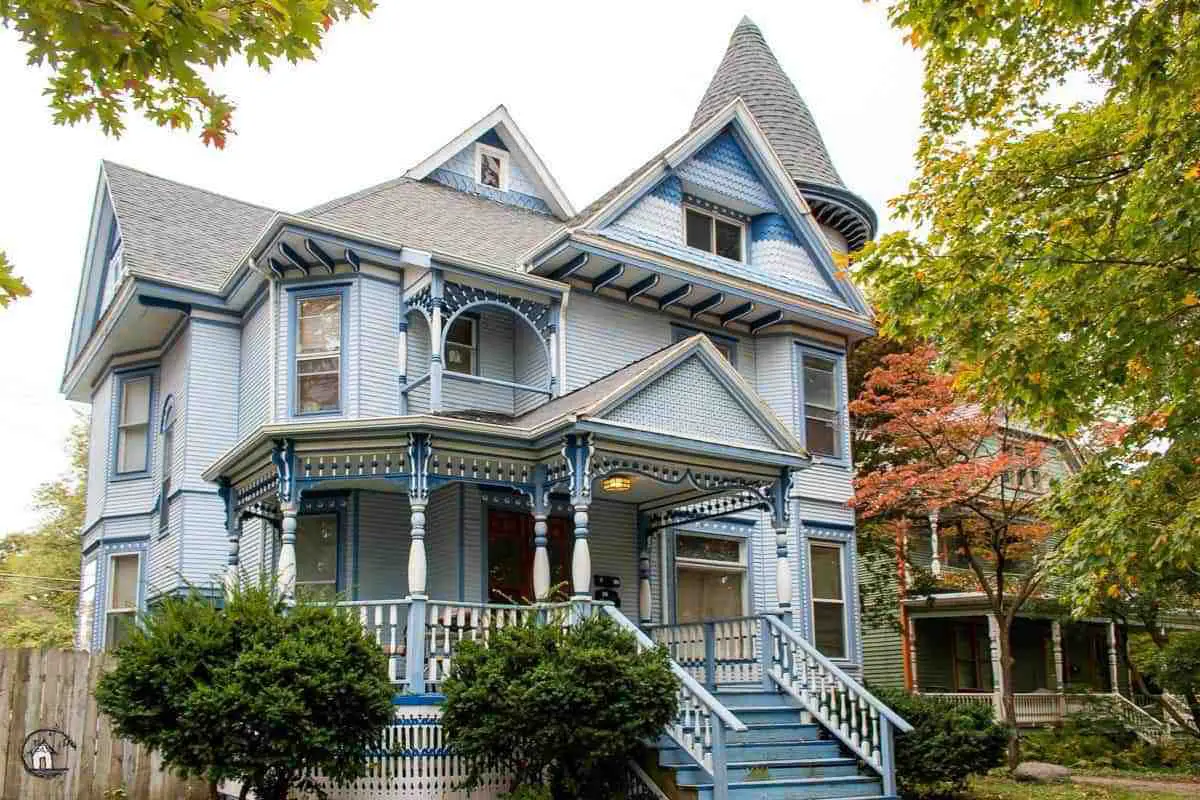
[330,599,412,687]
[645,616,762,688]
[921,691,1178,741]
[602,605,747,800]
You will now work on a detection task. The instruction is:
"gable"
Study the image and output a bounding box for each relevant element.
[427,128,555,216]
[597,128,850,309]
[601,354,778,450]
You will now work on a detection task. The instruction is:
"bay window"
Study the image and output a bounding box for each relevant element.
[809,542,846,659]
[115,375,151,474]
[295,293,343,414]
[105,554,140,649]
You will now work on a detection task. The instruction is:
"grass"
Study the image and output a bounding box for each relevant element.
[969,775,1190,800]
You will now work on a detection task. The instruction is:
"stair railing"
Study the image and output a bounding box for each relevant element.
[601,605,746,800]
[1100,692,1175,743]
[761,613,912,797]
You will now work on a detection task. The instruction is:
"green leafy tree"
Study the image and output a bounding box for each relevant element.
[441,613,679,799]
[0,249,30,307]
[1,0,374,148]
[859,1,1200,584]
[0,414,86,647]
[95,583,394,800]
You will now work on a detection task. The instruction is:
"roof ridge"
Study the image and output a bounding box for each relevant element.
[101,160,278,213]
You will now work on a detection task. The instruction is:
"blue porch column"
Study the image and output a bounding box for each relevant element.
[428,270,445,412]
[771,469,793,622]
[564,433,594,615]
[405,433,432,693]
[637,515,652,625]
[270,440,298,603]
[218,478,241,600]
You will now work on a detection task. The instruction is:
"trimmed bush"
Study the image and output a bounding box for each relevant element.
[441,612,679,799]
[871,688,1009,799]
[95,584,394,800]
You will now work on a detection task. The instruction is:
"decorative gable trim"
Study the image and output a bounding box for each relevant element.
[405,105,575,220]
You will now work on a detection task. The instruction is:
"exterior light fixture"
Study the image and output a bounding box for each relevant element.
[601,475,633,493]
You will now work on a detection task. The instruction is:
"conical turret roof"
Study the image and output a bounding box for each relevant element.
[693,18,876,248]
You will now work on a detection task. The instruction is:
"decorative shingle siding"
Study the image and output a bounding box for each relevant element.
[356,491,411,600]
[750,215,837,300]
[359,277,400,417]
[238,295,271,435]
[675,132,778,212]
[604,355,776,449]
[428,132,554,216]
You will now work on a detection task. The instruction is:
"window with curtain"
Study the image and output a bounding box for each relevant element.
[295,294,342,414]
[105,554,139,649]
[675,534,746,623]
[809,542,846,659]
[802,353,841,458]
[296,515,338,600]
[115,375,151,474]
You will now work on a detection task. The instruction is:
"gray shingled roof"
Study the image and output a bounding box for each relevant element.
[692,17,844,189]
[103,161,277,293]
[306,177,563,270]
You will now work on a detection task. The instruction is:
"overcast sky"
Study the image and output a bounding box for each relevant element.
[0,0,924,532]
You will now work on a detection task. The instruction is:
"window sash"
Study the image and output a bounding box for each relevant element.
[116,376,150,473]
[476,144,509,190]
[683,206,744,262]
[810,543,847,658]
[294,293,342,414]
[109,554,139,611]
[802,353,842,457]
[445,317,477,375]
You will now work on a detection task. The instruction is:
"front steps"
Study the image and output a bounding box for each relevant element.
[652,687,894,800]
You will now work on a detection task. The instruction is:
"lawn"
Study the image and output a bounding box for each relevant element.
[969,775,1194,800]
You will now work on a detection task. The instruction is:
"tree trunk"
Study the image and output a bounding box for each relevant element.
[996,615,1021,768]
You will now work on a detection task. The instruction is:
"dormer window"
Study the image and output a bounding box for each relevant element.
[475,143,509,191]
[684,205,744,262]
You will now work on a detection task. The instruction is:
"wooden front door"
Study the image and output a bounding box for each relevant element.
[486,508,571,603]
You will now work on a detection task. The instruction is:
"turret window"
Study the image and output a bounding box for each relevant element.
[684,206,744,262]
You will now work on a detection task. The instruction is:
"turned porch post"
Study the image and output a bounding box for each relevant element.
[1107,622,1121,694]
[988,614,1006,719]
[565,433,594,613]
[1052,619,1066,716]
[429,270,445,412]
[271,440,298,603]
[530,465,551,601]
[906,611,920,692]
[928,509,942,578]
[638,515,653,625]
[771,469,793,619]
[406,433,433,693]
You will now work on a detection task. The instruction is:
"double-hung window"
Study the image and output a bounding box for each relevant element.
[296,515,338,600]
[444,316,477,375]
[295,294,342,414]
[475,143,509,190]
[684,206,745,262]
[675,534,747,623]
[105,554,139,649]
[809,542,846,659]
[802,353,841,458]
[115,375,151,474]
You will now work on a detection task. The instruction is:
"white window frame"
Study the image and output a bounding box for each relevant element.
[799,348,845,461]
[673,533,749,623]
[808,541,848,660]
[443,315,479,376]
[104,552,141,650]
[77,559,97,651]
[293,291,344,415]
[683,204,747,263]
[474,142,510,191]
[114,374,152,476]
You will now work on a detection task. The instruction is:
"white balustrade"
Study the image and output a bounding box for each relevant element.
[424,601,571,691]
[649,616,762,686]
[328,599,411,686]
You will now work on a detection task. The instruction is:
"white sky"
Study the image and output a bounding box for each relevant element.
[0,0,923,532]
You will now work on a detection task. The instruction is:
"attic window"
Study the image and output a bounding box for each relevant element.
[475,143,509,191]
[684,206,744,262]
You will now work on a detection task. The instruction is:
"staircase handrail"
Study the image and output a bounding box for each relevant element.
[762,614,912,732]
[601,605,744,800]
[1103,692,1174,742]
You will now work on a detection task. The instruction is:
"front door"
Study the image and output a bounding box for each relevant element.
[486,508,571,603]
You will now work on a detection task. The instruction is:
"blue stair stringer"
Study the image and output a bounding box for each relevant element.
[651,685,897,800]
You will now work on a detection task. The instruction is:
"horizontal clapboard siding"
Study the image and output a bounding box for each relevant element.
[359,277,400,417]
[357,491,411,600]
[238,295,271,435]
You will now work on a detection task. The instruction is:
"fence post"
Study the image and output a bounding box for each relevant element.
[704,622,717,690]
[760,615,774,691]
[711,715,729,800]
[405,597,427,694]
[879,718,898,797]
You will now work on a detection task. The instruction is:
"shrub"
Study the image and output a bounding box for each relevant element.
[1022,709,1137,767]
[95,583,394,800]
[871,688,1009,799]
[441,612,679,799]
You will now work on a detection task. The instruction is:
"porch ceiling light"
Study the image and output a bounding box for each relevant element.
[601,475,633,493]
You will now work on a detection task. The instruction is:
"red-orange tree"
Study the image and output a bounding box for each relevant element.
[851,347,1052,763]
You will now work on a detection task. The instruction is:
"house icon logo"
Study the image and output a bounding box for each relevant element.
[21,727,75,778]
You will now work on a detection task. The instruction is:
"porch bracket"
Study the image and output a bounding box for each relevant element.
[405,432,434,693]
[563,433,595,613]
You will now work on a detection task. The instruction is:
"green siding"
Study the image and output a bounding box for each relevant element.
[857,545,906,688]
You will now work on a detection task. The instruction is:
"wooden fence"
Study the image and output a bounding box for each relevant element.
[0,648,206,800]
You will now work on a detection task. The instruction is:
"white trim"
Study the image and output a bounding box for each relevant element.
[404,105,575,219]
[103,552,141,650]
[808,540,848,660]
[474,142,510,192]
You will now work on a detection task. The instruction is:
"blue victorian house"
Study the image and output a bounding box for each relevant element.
[65,19,909,800]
